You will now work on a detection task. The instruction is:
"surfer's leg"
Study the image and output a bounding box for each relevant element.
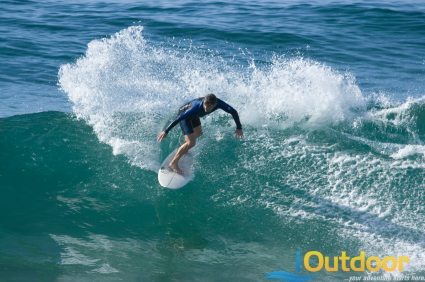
[193,125,202,138]
[169,133,196,174]
[170,118,200,174]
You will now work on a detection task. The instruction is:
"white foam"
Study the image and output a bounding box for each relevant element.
[59,26,367,171]
[371,96,425,126]
[218,128,425,275]
[235,57,366,129]
[91,263,120,274]
[368,96,425,145]
[390,144,425,159]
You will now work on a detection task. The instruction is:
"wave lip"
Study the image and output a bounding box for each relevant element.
[59,26,162,171]
[59,26,368,171]
[237,57,365,129]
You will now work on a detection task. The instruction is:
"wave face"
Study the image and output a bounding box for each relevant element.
[1,101,424,280]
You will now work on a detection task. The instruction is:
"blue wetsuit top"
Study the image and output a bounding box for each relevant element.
[164,97,242,134]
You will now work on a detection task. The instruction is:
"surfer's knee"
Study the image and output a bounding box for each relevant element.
[194,126,202,137]
[185,137,196,149]
[187,139,196,149]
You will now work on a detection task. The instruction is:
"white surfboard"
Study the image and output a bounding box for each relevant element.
[158,149,194,189]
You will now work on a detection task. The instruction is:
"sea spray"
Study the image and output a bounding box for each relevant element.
[59,26,366,170]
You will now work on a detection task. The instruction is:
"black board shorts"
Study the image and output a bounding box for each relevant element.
[179,116,201,135]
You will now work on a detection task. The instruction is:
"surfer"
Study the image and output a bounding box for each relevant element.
[157,93,243,174]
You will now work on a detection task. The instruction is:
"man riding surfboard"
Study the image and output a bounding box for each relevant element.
[157,93,243,174]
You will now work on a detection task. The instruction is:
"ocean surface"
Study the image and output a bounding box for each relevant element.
[1,0,425,281]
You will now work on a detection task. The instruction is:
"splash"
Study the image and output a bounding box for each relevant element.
[234,57,365,129]
[59,26,367,170]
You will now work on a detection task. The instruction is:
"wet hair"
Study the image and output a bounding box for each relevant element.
[204,93,217,105]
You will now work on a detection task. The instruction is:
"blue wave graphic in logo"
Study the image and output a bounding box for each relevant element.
[266,271,314,282]
[266,251,314,282]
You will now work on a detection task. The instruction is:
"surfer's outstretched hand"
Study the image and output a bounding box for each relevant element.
[235,129,244,139]
[157,131,167,142]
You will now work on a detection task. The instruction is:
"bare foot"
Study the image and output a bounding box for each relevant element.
[169,162,184,175]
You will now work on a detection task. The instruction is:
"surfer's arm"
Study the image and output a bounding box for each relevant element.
[163,119,179,135]
[217,99,242,130]
[158,118,182,141]
[163,106,197,134]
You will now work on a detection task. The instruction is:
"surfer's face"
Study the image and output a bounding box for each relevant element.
[203,102,216,113]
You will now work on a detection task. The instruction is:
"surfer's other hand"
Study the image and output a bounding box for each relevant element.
[235,129,244,139]
[157,131,167,142]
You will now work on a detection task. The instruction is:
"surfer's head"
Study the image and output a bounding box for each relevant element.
[203,93,217,112]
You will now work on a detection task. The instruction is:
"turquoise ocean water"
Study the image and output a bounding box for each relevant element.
[1,1,425,281]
